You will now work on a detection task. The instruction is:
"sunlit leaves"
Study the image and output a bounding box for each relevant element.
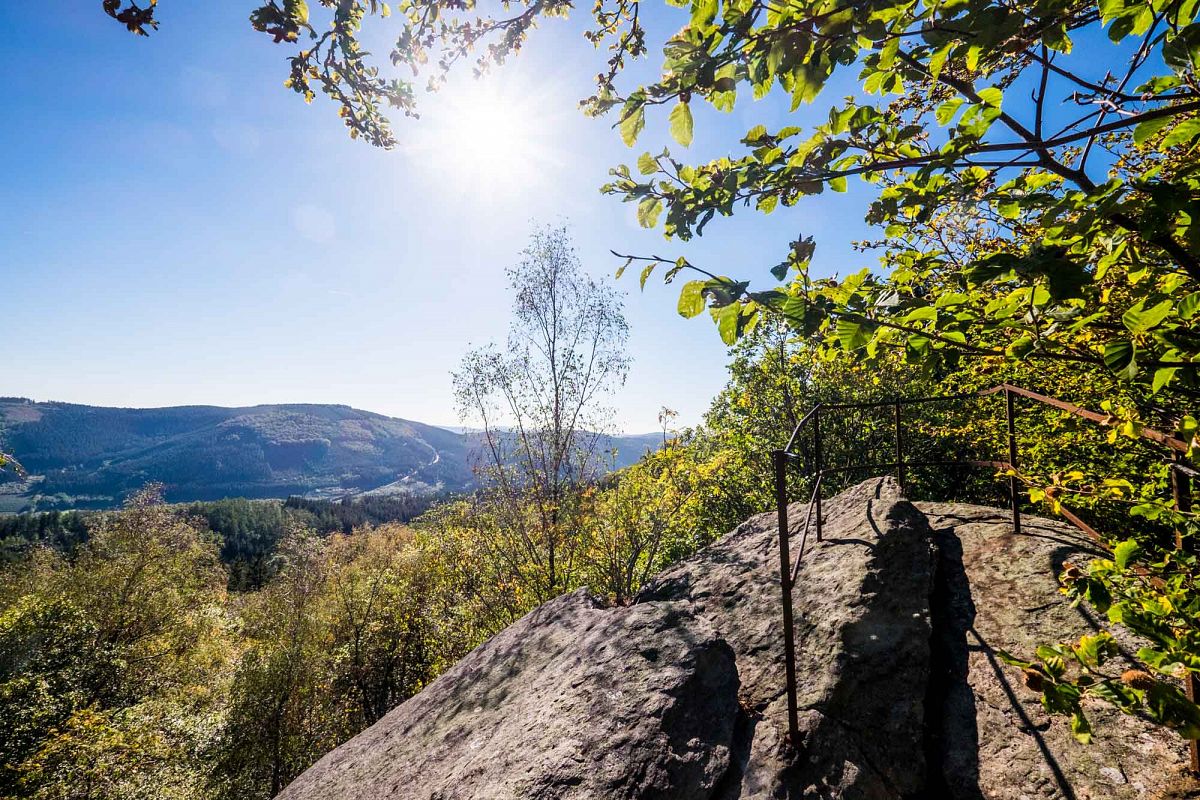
[936,97,964,125]
[578,0,1200,409]
[713,304,741,344]
[678,281,707,318]
[620,103,646,147]
[639,263,656,289]
[669,101,694,147]
[1113,539,1139,570]
[1122,299,1172,334]
[1162,119,1200,149]
[637,197,663,228]
[835,318,869,351]
[1134,115,1174,145]
[286,0,309,25]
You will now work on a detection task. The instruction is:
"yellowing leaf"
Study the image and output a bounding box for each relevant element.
[620,105,645,147]
[678,280,707,318]
[669,101,694,147]
[637,197,663,228]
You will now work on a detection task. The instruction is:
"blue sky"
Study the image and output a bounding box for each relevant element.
[0,3,874,432]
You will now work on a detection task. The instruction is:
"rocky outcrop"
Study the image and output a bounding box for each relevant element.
[279,478,936,799]
[919,502,1193,800]
[278,479,1194,800]
[637,477,937,798]
[278,589,740,800]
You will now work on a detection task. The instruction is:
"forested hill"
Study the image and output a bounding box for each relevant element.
[0,398,660,512]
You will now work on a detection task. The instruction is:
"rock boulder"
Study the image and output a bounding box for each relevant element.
[278,480,1196,799]
[279,478,936,799]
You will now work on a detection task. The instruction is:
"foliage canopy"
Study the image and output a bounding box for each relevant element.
[106,1,1200,392]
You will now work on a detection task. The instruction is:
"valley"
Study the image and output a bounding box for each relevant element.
[0,398,660,512]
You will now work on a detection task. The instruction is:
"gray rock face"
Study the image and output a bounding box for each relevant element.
[278,481,1194,800]
[638,476,937,799]
[279,477,937,800]
[277,589,740,800]
[918,502,1191,800]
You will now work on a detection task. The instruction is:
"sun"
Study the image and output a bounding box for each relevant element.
[407,76,564,197]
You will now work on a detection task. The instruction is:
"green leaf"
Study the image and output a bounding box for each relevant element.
[935,292,970,308]
[997,649,1033,668]
[744,124,768,143]
[1152,367,1179,394]
[1178,291,1200,320]
[997,200,1021,219]
[669,101,694,147]
[715,304,740,345]
[1074,632,1113,667]
[1164,24,1200,74]
[1122,299,1172,333]
[1104,341,1139,380]
[757,194,779,214]
[637,152,658,175]
[936,97,964,125]
[965,45,982,72]
[1133,115,1173,146]
[829,176,847,192]
[1071,711,1092,745]
[780,295,807,327]
[286,0,309,24]
[928,43,951,79]
[1006,336,1036,359]
[1043,24,1072,53]
[678,280,707,318]
[637,197,663,228]
[639,264,655,289]
[1113,539,1139,570]
[690,0,717,27]
[976,87,1002,108]
[835,318,869,351]
[1163,119,1200,149]
[903,306,938,323]
[620,105,646,147]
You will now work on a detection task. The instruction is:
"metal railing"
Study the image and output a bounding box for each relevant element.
[770,383,1199,771]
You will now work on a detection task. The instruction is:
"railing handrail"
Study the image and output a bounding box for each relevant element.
[782,403,823,454]
[780,383,1190,462]
[770,382,1198,767]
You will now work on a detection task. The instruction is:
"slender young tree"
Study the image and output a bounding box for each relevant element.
[454,224,629,604]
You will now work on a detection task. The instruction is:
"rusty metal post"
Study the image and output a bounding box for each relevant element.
[1005,387,1022,535]
[1172,460,1191,552]
[894,400,905,494]
[1170,461,1200,774]
[814,408,824,541]
[773,450,801,745]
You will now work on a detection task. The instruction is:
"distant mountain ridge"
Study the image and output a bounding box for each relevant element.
[0,398,661,512]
